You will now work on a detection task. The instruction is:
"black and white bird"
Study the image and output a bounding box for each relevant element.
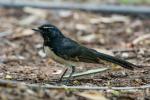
[32,24,139,82]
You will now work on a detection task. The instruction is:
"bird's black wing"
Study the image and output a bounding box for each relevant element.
[54,38,99,63]
[54,38,137,70]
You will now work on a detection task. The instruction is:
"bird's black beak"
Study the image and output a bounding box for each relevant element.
[32,28,41,32]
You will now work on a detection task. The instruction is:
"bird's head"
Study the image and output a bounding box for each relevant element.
[32,24,64,42]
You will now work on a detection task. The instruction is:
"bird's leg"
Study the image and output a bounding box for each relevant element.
[58,68,68,82]
[65,65,75,83]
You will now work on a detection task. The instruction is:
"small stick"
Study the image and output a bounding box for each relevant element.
[58,68,68,82]
[63,68,109,78]
[0,79,150,91]
[112,48,138,53]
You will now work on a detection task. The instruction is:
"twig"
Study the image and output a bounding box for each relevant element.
[112,48,139,53]
[58,68,68,82]
[0,79,150,90]
[63,68,109,78]
[0,0,150,15]
[16,83,150,90]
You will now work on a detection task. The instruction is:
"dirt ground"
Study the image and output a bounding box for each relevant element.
[0,8,150,100]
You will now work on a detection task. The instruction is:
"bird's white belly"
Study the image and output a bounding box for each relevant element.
[44,46,75,66]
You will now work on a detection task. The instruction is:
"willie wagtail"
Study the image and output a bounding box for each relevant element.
[32,24,139,82]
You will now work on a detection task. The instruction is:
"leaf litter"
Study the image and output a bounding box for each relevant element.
[0,7,149,100]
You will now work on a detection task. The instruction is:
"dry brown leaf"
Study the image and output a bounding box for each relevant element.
[52,69,62,75]
[75,24,88,31]
[132,34,150,45]
[23,7,47,17]
[19,15,40,25]
[19,7,47,25]
[111,65,123,71]
[90,15,129,24]
[11,28,34,39]
[77,91,108,100]
[94,48,114,56]
[58,10,73,18]
[79,34,98,43]
[47,59,54,64]
[5,74,12,79]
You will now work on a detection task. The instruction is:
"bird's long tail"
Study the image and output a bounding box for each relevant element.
[96,52,138,70]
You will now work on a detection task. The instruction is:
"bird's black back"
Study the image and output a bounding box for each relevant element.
[36,24,138,70]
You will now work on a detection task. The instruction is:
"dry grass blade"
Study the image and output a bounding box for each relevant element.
[63,68,109,78]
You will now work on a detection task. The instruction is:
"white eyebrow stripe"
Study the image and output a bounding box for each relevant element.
[43,26,54,29]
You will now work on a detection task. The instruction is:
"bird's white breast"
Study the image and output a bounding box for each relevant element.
[44,46,75,67]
